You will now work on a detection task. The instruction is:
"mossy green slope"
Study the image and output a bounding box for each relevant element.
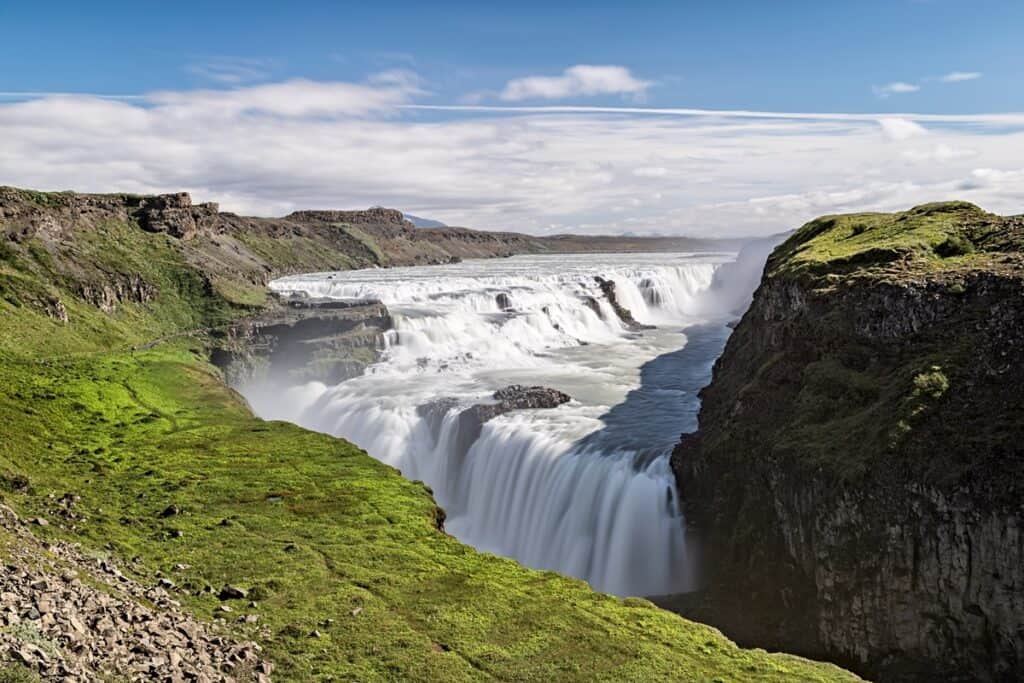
[1,189,859,681]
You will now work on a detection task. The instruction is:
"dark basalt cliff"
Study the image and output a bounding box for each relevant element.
[668,202,1024,681]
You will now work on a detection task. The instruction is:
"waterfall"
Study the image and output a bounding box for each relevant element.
[244,253,735,597]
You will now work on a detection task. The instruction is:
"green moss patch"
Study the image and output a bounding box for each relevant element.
[770,201,1019,279]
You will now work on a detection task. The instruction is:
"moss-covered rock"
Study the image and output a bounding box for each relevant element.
[670,202,1024,681]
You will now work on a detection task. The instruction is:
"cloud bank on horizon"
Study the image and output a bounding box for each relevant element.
[1,67,1021,238]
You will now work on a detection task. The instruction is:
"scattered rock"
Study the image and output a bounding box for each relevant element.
[45,296,69,324]
[0,503,271,681]
[159,504,181,518]
[219,585,248,600]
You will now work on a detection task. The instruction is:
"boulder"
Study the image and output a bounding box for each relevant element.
[218,585,248,600]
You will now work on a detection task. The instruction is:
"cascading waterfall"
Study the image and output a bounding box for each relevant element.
[242,252,739,597]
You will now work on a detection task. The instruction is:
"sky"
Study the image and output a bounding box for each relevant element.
[1,0,1022,236]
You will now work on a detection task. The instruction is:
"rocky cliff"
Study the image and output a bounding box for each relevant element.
[0,187,554,302]
[211,297,392,389]
[669,202,1024,681]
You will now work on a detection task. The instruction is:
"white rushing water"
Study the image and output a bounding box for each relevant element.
[244,252,749,597]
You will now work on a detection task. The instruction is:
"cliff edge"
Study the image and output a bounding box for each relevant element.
[670,201,1024,681]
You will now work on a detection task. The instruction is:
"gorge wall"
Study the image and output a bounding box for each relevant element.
[669,202,1024,681]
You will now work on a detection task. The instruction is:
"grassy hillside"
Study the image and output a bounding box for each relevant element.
[0,188,859,681]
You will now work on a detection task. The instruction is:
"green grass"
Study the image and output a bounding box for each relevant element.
[770,201,1018,279]
[0,350,856,681]
[340,225,389,265]
[0,664,41,683]
[0,193,859,680]
[231,231,358,274]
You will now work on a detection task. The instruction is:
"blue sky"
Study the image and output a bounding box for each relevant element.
[1,1,1022,235]
[2,0,1018,111]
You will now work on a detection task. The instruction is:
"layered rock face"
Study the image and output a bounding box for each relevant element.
[670,202,1024,681]
[0,187,549,292]
[0,187,219,242]
[211,296,392,388]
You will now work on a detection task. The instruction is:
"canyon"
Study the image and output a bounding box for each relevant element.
[2,187,1021,681]
[0,187,857,681]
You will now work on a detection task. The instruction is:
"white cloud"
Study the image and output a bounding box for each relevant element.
[500,65,652,101]
[901,144,976,163]
[941,71,982,83]
[367,68,424,90]
[1,79,1023,237]
[404,103,1024,126]
[186,57,274,85]
[873,81,920,98]
[879,117,928,141]
[147,78,419,118]
[632,166,669,178]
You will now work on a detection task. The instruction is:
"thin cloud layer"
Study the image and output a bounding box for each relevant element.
[942,71,983,83]
[186,57,275,85]
[500,65,652,101]
[873,81,921,98]
[878,117,929,141]
[874,71,983,98]
[1,78,1022,237]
